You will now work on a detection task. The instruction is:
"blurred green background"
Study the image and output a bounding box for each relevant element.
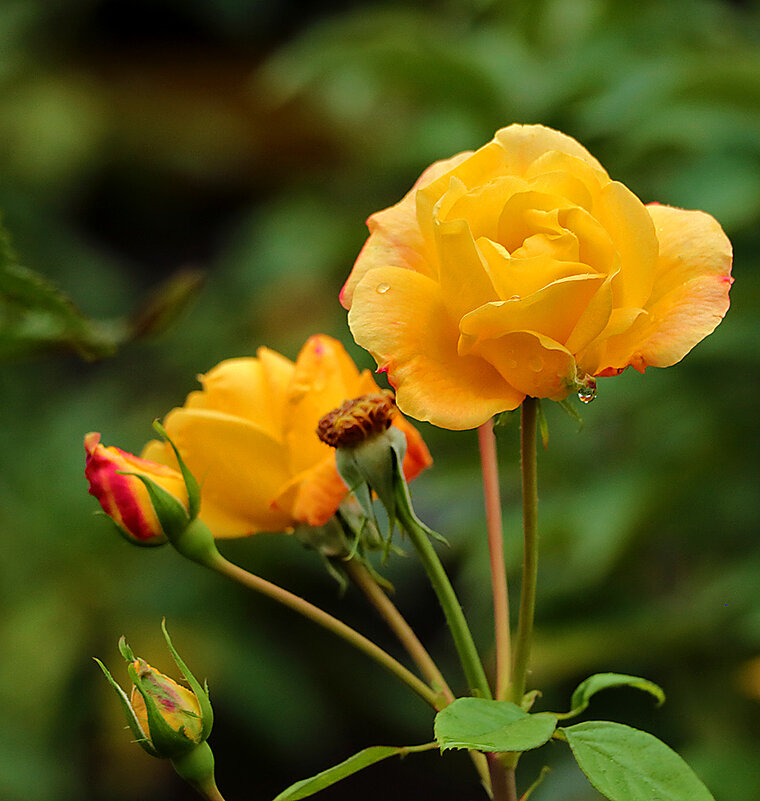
[2,0,759,799]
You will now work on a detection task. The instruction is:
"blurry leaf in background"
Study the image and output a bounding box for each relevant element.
[0,216,205,361]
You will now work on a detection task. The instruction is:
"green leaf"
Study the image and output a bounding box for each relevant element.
[434,698,557,752]
[563,721,715,801]
[273,743,436,801]
[559,673,665,720]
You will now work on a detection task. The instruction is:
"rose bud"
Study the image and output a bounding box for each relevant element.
[95,622,220,799]
[84,432,189,545]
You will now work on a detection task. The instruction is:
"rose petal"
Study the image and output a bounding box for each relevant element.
[340,151,473,308]
[494,124,608,176]
[478,238,591,299]
[285,335,363,475]
[161,408,294,536]
[274,456,349,527]
[349,266,523,430]
[595,181,658,309]
[434,216,498,320]
[186,354,294,441]
[632,205,733,368]
[459,274,604,346]
[472,330,576,399]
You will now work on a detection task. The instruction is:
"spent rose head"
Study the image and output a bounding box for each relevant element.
[341,123,733,430]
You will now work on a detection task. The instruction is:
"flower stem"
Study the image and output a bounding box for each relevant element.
[478,419,511,700]
[394,482,492,700]
[487,754,517,801]
[209,553,443,710]
[510,397,539,704]
[343,559,455,704]
[343,559,495,794]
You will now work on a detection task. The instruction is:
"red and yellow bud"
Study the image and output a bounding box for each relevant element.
[84,432,188,544]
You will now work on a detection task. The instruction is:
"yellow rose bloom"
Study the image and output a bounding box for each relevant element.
[341,123,733,430]
[143,334,432,538]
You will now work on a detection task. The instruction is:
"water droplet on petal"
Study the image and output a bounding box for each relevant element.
[577,379,597,404]
[529,355,543,372]
[508,294,520,301]
[376,282,390,294]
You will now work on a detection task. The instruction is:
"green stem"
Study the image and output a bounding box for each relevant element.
[395,482,492,700]
[510,397,539,704]
[487,754,518,801]
[478,419,512,700]
[209,553,443,710]
[343,558,493,793]
[344,559,455,704]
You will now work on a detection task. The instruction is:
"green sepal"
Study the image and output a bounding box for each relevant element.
[93,657,158,757]
[95,510,167,548]
[536,400,549,449]
[558,398,584,430]
[170,517,222,567]
[434,697,557,753]
[561,721,715,801]
[391,458,449,548]
[152,420,201,520]
[335,432,399,528]
[120,471,189,540]
[335,449,376,522]
[273,743,437,801]
[127,657,198,759]
[555,673,665,721]
[294,516,348,558]
[161,619,213,741]
[118,636,136,662]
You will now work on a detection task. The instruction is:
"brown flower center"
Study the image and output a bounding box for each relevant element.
[317,392,395,448]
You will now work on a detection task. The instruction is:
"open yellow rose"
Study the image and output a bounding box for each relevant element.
[341,124,733,430]
[142,335,432,538]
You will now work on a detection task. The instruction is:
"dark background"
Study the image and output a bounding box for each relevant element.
[2,1,759,799]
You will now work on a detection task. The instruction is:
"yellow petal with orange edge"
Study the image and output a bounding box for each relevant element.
[473,330,576,399]
[631,205,732,368]
[273,456,349,527]
[161,408,294,536]
[494,124,608,177]
[340,151,472,309]
[285,335,363,475]
[349,265,523,430]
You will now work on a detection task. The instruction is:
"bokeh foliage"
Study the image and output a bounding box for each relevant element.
[2,1,759,799]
